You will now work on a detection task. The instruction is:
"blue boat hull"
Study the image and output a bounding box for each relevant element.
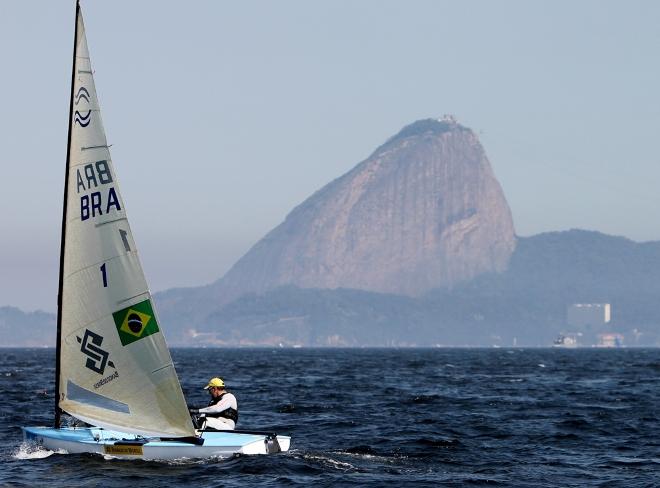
[22,426,290,460]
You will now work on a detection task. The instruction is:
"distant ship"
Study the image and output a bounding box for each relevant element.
[553,334,578,348]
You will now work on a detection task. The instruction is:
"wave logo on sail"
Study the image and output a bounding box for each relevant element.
[76,329,115,375]
[74,86,92,127]
[112,299,160,346]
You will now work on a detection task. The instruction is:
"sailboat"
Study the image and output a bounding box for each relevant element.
[22,2,290,460]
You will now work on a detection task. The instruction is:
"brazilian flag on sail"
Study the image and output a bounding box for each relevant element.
[113,299,160,346]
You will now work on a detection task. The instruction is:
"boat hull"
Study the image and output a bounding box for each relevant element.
[22,426,290,460]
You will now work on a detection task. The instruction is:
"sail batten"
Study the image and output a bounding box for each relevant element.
[81,145,111,151]
[57,5,194,438]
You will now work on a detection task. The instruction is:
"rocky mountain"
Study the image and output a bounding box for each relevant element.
[209,117,516,307]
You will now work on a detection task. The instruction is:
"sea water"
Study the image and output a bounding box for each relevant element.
[1,347,659,486]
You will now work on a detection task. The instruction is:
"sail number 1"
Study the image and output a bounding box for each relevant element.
[99,230,131,288]
[100,263,108,287]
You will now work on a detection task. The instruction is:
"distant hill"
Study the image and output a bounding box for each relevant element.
[157,230,660,347]
[0,307,55,347]
[455,229,660,345]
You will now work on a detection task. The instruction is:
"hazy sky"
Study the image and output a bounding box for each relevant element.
[2,1,659,312]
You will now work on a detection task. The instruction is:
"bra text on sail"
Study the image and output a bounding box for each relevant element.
[76,160,121,221]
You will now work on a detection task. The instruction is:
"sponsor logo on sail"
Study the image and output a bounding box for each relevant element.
[94,370,119,389]
[74,86,92,127]
[77,329,115,375]
[113,299,160,346]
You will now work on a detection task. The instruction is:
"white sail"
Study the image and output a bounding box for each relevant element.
[58,8,195,438]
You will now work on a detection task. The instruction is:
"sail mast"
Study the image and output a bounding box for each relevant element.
[55,0,80,428]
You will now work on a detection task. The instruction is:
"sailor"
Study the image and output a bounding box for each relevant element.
[188,377,238,431]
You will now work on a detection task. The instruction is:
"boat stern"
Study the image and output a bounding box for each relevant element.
[239,434,291,455]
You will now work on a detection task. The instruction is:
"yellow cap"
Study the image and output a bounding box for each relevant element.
[204,377,225,389]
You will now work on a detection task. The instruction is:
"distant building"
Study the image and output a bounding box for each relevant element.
[567,303,611,328]
[597,333,624,348]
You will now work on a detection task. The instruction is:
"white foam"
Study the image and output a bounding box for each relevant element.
[13,443,64,459]
[303,452,356,471]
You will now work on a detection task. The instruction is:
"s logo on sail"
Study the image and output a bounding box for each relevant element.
[77,329,115,375]
[74,86,92,127]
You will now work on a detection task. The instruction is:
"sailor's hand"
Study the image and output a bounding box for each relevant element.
[188,407,199,414]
